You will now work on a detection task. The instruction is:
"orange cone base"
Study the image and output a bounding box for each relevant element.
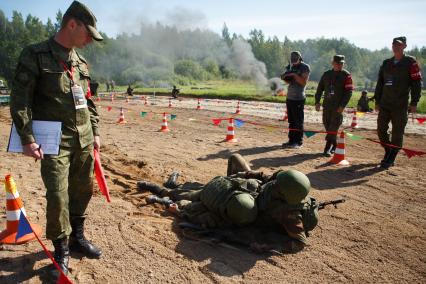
[159,128,170,132]
[224,137,238,143]
[0,223,42,245]
[117,120,127,124]
[329,157,350,166]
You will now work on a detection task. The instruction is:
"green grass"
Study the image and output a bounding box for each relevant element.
[111,81,426,113]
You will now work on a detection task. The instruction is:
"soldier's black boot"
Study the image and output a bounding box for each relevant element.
[380,146,390,164]
[323,141,332,157]
[163,171,180,189]
[330,141,337,154]
[381,148,399,169]
[137,181,169,196]
[49,237,69,280]
[69,216,102,259]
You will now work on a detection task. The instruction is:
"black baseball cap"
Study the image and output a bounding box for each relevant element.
[64,1,103,41]
[333,55,345,64]
[392,36,406,45]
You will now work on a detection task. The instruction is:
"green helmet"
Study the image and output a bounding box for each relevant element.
[226,193,258,225]
[276,170,311,204]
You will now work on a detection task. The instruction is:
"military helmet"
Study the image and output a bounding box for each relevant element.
[226,193,258,225]
[276,170,311,204]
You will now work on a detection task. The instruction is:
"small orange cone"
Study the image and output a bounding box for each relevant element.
[144,97,148,106]
[224,118,238,142]
[126,97,129,103]
[196,98,202,110]
[159,112,170,132]
[350,111,359,129]
[0,175,42,245]
[235,101,241,114]
[117,107,127,124]
[329,131,349,166]
[168,98,172,108]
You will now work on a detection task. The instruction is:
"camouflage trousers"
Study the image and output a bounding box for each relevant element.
[41,144,94,240]
[377,107,408,147]
[322,108,343,143]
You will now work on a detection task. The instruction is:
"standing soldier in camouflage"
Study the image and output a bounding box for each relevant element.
[10,1,103,280]
[281,51,310,149]
[373,37,422,169]
[315,55,354,157]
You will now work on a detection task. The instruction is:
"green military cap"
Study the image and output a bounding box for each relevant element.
[333,55,345,64]
[64,1,103,41]
[392,36,406,45]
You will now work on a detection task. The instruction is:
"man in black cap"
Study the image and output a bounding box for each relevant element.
[373,36,422,169]
[10,1,103,280]
[280,51,310,149]
[315,55,354,157]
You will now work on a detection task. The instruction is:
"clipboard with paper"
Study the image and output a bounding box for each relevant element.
[7,120,62,155]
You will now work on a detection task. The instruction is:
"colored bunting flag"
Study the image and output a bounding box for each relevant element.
[345,132,363,141]
[402,148,426,159]
[416,118,426,124]
[356,112,366,118]
[304,131,316,138]
[16,211,33,241]
[234,119,245,128]
[140,111,147,117]
[170,114,177,120]
[265,126,275,132]
[107,107,112,111]
[94,149,111,202]
[212,119,221,126]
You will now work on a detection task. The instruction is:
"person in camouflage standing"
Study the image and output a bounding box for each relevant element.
[315,55,354,157]
[137,154,316,253]
[373,36,422,169]
[10,1,103,279]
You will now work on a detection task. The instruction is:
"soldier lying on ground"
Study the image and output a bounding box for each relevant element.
[137,154,319,253]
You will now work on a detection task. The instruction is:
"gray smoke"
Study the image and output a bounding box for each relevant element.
[91,7,268,88]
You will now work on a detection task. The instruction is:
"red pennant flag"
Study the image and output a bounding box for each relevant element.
[94,149,111,202]
[402,148,426,159]
[212,119,221,126]
[57,272,73,284]
[416,118,426,124]
[107,106,112,111]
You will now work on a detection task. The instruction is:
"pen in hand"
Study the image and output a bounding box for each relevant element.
[35,144,42,162]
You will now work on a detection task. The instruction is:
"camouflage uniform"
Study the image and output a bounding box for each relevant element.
[10,37,99,240]
[148,154,309,246]
[315,67,354,144]
[374,55,422,148]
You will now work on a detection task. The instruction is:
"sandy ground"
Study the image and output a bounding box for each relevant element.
[0,95,425,283]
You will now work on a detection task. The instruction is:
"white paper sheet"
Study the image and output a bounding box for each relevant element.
[7,120,62,155]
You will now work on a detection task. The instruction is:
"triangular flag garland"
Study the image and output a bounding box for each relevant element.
[170,114,177,120]
[416,118,426,124]
[107,106,112,111]
[141,111,147,117]
[345,132,364,141]
[402,148,426,159]
[234,119,245,128]
[15,211,33,241]
[304,131,316,138]
[212,119,221,126]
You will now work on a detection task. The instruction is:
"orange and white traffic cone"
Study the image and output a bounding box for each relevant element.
[196,98,202,110]
[235,101,241,114]
[168,98,172,108]
[0,174,42,245]
[117,107,127,124]
[159,112,170,132]
[350,111,359,129]
[329,131,350,166]
[224,118,238,142]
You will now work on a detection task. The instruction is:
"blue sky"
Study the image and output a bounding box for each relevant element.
[2,0,425,50]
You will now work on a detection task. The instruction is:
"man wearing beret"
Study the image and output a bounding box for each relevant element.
[373,37,423,169]
[315,55,354,156]
[10,1,103,279]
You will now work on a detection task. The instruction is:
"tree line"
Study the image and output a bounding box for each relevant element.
[0,9,425,89]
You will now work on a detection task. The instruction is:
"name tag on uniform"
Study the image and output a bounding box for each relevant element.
[385,77,394,86]
[71,84,87,109]
[329,85,335,96]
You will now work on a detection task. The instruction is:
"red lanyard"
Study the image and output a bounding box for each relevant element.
[59,60,75,85]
